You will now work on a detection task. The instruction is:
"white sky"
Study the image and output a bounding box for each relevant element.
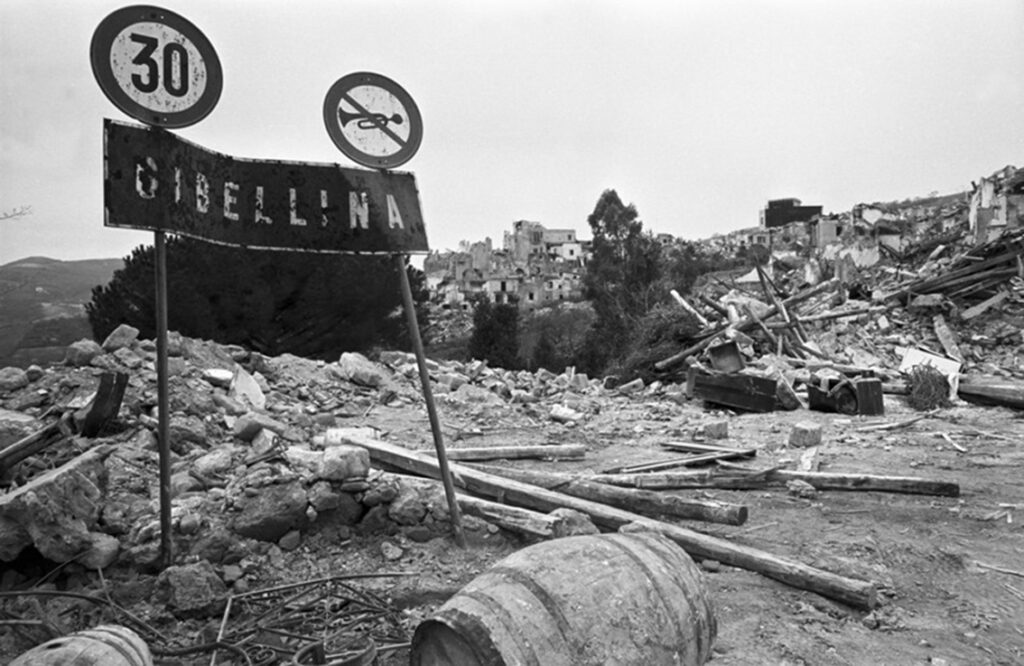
[2,0,1023,265]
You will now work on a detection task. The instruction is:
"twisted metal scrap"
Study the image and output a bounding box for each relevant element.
[209,572,413,665]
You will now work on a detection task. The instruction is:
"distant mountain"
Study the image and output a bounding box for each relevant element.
[0,256,122,368]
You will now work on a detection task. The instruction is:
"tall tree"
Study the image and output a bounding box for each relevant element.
[468,296,520,369]
[580,189,663,374]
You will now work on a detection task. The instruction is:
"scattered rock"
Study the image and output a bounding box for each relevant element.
[550,404,584,424]
[231,481,308,542]
[79,532,120,570]
[787,479,818,498]
[64,339,103,367]
[278,529,301,551]
[700,559,722,573]
[0,447,108,562]
[789,421,823,448]
[0,367,29,392]
[335,352,388,388]
[155,560,229,618]
[233,412,288,441]
[202,368,234,388]
[318,445,370,481]
[388,491,427,526]
[380,540,403,561]
[101,324,140,352]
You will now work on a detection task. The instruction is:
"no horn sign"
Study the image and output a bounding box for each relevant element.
[104,119,429,253]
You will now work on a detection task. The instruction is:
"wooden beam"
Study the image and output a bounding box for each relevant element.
[345,433,878,609]
[593,467,959,497]
[445,445,585,461]
[472,464,749,526]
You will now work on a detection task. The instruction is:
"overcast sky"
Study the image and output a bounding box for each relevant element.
[2,0,1023,266]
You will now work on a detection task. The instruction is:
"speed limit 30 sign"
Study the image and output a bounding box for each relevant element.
[91,5,222,128]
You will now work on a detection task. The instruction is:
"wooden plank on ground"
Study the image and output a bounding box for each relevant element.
[472,464,749,526]
[445,445,585,461]
[345,433,878,610]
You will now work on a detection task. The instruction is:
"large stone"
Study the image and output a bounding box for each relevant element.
[789,422,823,448]
[101,324,140,352]
[202,368,234,388]
[334,352,388,388]
[0,515,31,561]
[169,414,207,450]
[188,527,245,565]
[0,367,29,391]
[307,480,342,512]
[79,532,120,570]
[0,447,108,562]
[388,491,427,526]
[233,412,288,441]
[230,367,266,410]
[64,339,103,367]
[155,560,228,618]
[231,481,308,542]
[317,445,370,481]
[193,447,236,477]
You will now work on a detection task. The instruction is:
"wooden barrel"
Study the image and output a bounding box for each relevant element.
[411,531,716,666]
[11,624,153,666]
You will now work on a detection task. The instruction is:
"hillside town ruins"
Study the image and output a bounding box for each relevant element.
[2,165,1024,664]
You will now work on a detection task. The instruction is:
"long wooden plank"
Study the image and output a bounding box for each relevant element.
[445,445,585,461]
[346,433,878,609]
[472,464,749,526]
[606,448,755,475]
[593,467,960,497]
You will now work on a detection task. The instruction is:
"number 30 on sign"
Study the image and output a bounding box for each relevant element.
[91,5,223,128]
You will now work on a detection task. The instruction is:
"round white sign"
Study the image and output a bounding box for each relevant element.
[91,5,222,128]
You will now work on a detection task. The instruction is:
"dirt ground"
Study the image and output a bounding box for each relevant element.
[4,381,1023,665]
[358,388,1024,665]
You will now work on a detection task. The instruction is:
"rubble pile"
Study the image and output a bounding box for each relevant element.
[658,226,1024,415]
[0,321,651,657]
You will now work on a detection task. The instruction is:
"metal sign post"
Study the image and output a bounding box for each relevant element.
[92,4,223,567]
[395,256,466,548]
[324,72,465,547]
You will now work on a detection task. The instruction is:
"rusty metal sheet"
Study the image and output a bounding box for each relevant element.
[103,119,429,254]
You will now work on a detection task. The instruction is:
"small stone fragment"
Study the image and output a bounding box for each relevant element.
[789,421,822,448]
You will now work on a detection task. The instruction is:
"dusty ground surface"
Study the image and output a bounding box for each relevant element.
[357,387,1024,665]
[3,362,1023,666]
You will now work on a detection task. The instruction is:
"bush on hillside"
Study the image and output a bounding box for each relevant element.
[604,303,703,385]
[87,237,429,360]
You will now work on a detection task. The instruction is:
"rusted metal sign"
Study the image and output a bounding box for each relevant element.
[91,5,223,128]
[104,119,429,253]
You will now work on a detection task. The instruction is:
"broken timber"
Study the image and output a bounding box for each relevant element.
[347,433,878,609]
[445,444,585,461]
[957,377,1024,410]
[591,467,960,497]
[472,464,748,526]
[656,278,840,371]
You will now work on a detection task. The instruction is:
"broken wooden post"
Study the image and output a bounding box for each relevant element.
[670,289,710,327]
[347,434,878,609]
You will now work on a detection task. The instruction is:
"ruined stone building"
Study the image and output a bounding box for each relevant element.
[424,220,589,310]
